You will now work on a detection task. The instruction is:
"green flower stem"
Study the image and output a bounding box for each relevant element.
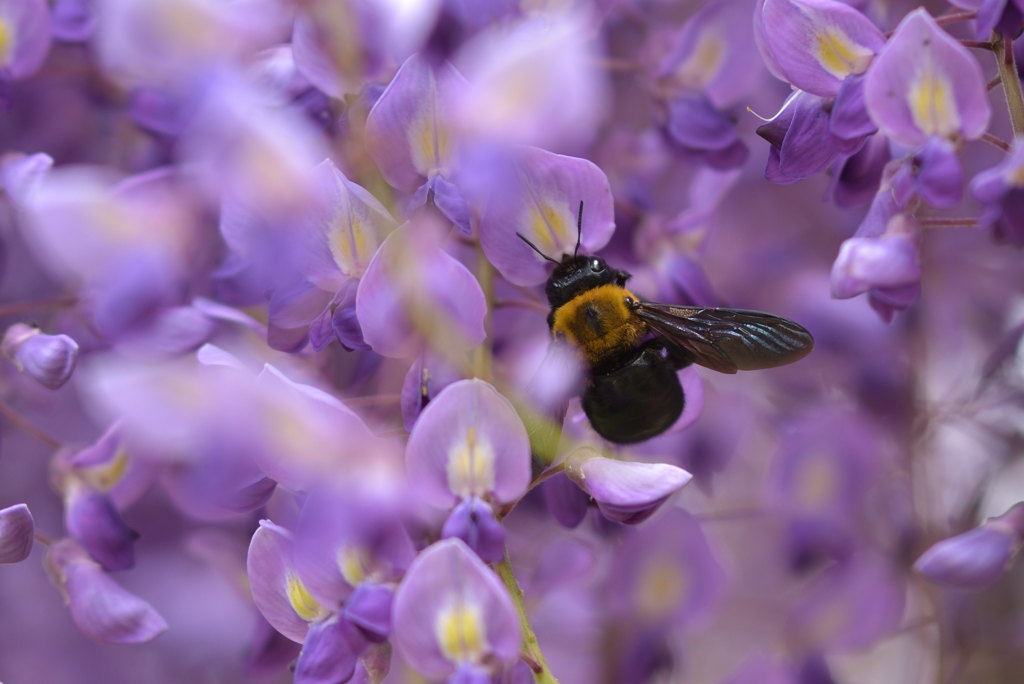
[495,552,560,684]
[993,33,1024,137]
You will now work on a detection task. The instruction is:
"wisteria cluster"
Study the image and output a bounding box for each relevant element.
[3,0,1024,682]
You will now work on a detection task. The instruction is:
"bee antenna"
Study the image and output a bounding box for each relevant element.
[516,232,559,265]
[573,200,583,258]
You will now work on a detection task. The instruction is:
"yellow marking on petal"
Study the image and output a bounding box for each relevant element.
[338,546,371,586]
[908,62,960,138]
[406,74,452,177]
[635,558,687,621]
[82,448,130,492]
[526,203,571,253]
[446,427,495,498]
[796,455,838,510]
[814,27,874,79]
[436,599,488,663]
[675,33,725,89]
[328,212,377,277]
[286,574,324,622]
[0,18,12,64]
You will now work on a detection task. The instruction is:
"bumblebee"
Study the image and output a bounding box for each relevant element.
[519,204,814,444]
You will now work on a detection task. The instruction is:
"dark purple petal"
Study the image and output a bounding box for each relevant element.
[343,583,394,641]
[64,487,135,571]
[667,93,740,152]
[830,134,890,206]
[0,503,34,563]
[294,616,368,684]
[541,471,590,529]
[915,523,1020,588]
[51,0,96,42]
[976,0,1011,39]
[46,540,167,644]
[829,74,876,141]
[913,136,963,208]
[441,497,506,563]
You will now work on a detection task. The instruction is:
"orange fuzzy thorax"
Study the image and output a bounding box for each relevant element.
[551,284,648,365]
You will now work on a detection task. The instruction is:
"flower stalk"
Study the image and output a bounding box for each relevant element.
[495,551,560,684]
[994,33,1024,136]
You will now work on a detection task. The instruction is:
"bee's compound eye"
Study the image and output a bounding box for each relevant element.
[624,296,636,308]
[591,259,604,272]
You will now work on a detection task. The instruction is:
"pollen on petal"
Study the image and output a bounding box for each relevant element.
[814,27,874,78]
[435,599,488,664]
[286,573,324,622]
[908,63,960,138]
[446,427,496,498]
[407,99,452,178]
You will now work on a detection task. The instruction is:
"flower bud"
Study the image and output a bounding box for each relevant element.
[0,503,34,563]
[2,323,79,389]
[914,504,1024,588]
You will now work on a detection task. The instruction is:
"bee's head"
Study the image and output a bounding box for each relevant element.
[544,254,629,308]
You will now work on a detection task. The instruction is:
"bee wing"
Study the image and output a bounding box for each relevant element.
[635,302,814,374]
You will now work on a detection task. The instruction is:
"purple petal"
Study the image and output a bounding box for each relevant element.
[400,350,465,431]
[365,53,466,191]
[441,497,507,563]
[356,220,486,358]
[247,521,318,643]
[830,134,890,206]
[64,487,135,571]
[392,539,520,678]
[913,136,964,208]
[541,471,590,529]
[478,146,615,286]
[406,379,530,507]
[864,9,990,147]
[113,305,214,358]
[343,583,394,640]
[667,93,741,152]
[776,92,857,182]
[829,73,876,140]
[45,540,167,644]
[51,0,96,42]
[830,234,920,300]
[567,451,694,525]
[2,323,78,389]
[658,0,763,107]
[915,523,1020,588]
[0,503,34,563]
[0,151,52,202]
[757,0,883,96]
[294,616,368,684]
[409,174,472,234]
[0,0,52,79]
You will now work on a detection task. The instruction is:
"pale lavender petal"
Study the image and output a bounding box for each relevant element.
[830,234,920,300]
[112,306,214,358]
[247,520,317,643]
[441,497,506,563]
[864,9,990,147]
[294,616,368,684]
[392,539,520,678]
[913,136,963,208]
[478,146,615,286]
[46,540,168,644]
[409,174,472,234]
[64,487,135,571]
[0,151,52,202]
[758,0,883,96]
[0,503,34,563]
[0,0,52,79]
[542,472,590,528]
[658,0,763,107]
[667,93,743,152]
[406,379,530,507]
[365,53,466,191]
[356,220,486,358]
[568,452,693,525]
